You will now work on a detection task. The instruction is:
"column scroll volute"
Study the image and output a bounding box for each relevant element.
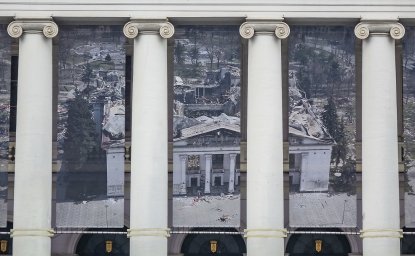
[239,20,290,39]
[7,18,58,39]
[354,21,405,40]
[123,19,175,39]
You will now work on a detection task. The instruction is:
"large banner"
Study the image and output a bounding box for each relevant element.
[288,26,357,227]
[0,25,11,228]
[56,26,126,228]
[172,26,241,227]
[403,27,415,227]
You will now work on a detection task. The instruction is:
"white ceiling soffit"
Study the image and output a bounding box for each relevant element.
[0,0,413,23]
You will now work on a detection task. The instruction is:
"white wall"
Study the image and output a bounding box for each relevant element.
[300,149,332,192]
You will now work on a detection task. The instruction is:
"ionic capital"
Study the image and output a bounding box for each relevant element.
[239,20,290,39]
[7,18,58,39]
[123,19,174,39]
[354,21,405,40]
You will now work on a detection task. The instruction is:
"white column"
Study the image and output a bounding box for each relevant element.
[7,18,58,256]
[180,155,187,194]
[204,154,212,194]
[123,19,174,256]
[355,20,405,256]
[240,19,289,256]
[228,153,237,193]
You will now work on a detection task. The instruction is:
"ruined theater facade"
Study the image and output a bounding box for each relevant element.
[0,1,412,256]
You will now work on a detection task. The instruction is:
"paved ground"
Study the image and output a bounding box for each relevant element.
[56,198,124,228]
[173,194,240,227]
[289,192,357,227]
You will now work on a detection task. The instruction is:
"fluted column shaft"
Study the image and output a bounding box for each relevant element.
[7,18,58,256]
[355,20,405,256]
[240,19,289,256]
[124,19,174,256]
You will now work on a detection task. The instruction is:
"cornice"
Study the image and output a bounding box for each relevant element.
[0,0,414,6]
[0,0,412,20]
[0,1,412,23]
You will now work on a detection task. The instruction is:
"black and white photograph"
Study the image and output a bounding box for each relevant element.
[56,26,126,228]
[172,26,241,227]
[403,27,415,227]
[0,26,11,228]
[288,26,357,227]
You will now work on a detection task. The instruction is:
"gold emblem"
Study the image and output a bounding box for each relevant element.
[315,239,322,253]
[105,240,113,253]
[0,240,7,253]
[210,240,217,253]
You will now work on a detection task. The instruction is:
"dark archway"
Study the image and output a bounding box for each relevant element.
[286,228,351,256]
[402,227,415,254]
[76,227,129,256]
[181,228,246,256]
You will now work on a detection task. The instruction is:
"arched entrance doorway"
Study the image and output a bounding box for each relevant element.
[181,228,246,256]
[76,227,129,256]
[402,228,415,254]
[285,228,351,256]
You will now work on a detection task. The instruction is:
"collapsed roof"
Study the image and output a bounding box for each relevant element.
[173,84,333,143]
[289,85,334,143]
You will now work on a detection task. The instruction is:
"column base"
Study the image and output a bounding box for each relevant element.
[13,236,51,256]
[128,228,169,256]
[245,229,286,256]
[130,236,168,256]
[363,237,400,256]
[361,229,402,256]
